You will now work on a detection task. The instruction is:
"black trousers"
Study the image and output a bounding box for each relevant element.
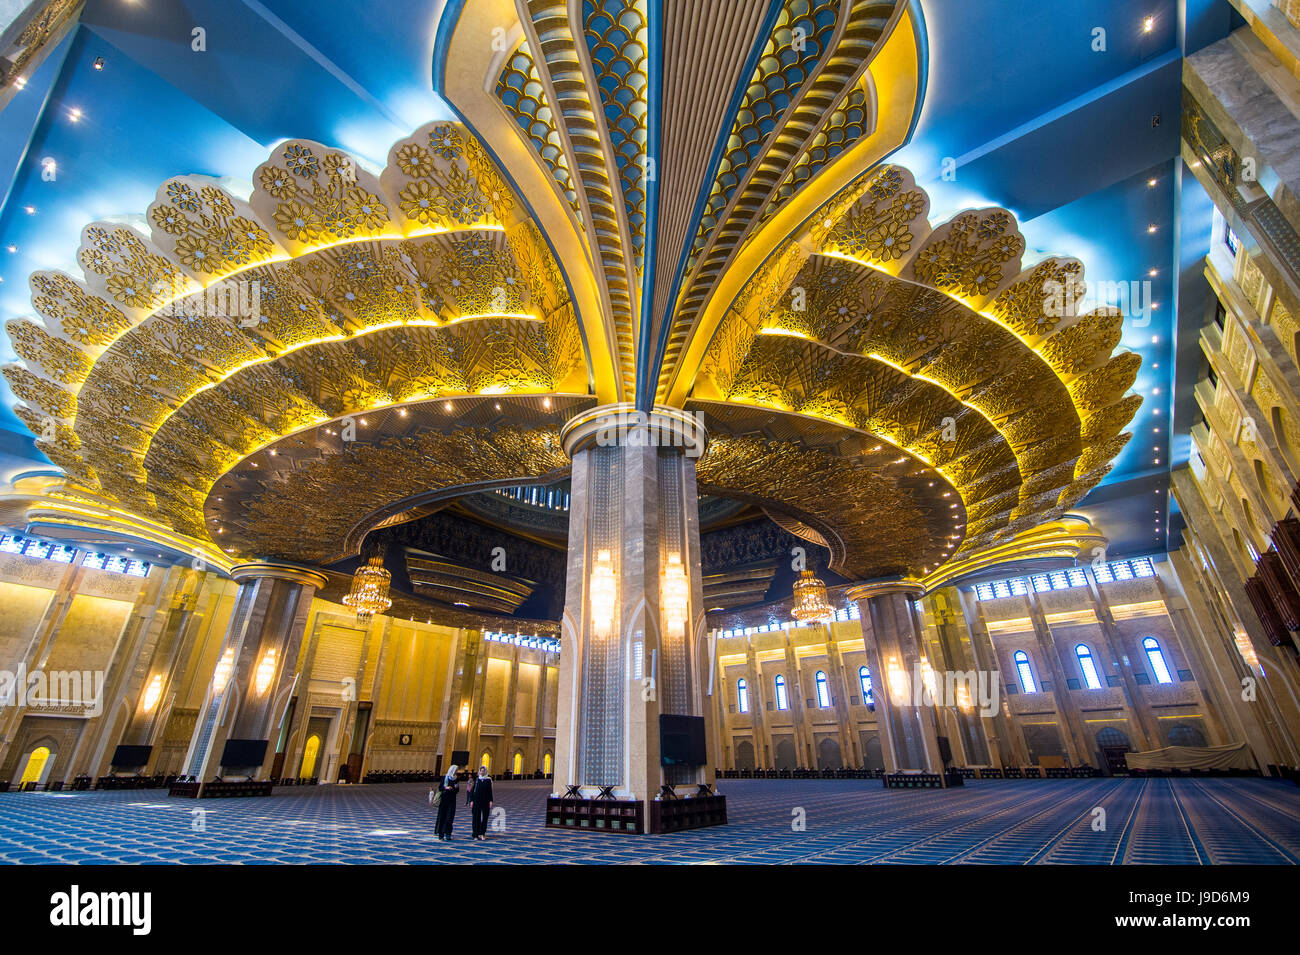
[435,797,456,837]
[471,802,490,837]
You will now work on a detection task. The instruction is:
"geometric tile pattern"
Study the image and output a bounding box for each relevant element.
[0,778,1296,864]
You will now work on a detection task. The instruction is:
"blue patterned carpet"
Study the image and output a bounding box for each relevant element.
[1,777,1296,864]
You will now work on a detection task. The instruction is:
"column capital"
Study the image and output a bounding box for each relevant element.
[230,561,329,589]
[846,578,925,602]
[560,403,707,459]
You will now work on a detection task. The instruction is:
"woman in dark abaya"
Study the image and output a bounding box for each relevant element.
[434,764,460,840]
[468,765,494,840]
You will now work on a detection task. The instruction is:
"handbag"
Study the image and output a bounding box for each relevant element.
[429,787,442,807]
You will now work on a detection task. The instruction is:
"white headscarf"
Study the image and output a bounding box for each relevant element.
[445,764,459,784]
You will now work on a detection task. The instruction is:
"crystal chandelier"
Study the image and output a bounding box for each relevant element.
[343,554,392,619]
[791,569,832,624]
[661,551,689,636]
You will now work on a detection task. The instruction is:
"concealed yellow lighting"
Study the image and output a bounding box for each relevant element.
[212,647,235,693]
[459,700,470,729]
[590,548,616,638]
[254,648,277,694]
[141,674,163,712]
[661,551,689,635]
[758,327,809,339]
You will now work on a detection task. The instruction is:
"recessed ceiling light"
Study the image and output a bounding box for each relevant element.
[69,108,82,122]
[445,402,454,412]
[23,206,35,215]
[1147,177,1157,187]
[93,57,104,71]
[1147,224,1157,233]
[1148,268,1157,277]
[1143,15,1155,33]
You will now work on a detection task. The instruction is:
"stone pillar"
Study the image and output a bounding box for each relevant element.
[825,635,856,766]
[178,562,326,782]
[847,580,946,776]
[743,641,771,768]
[956,588,1030,767]
[553,405,716,802]
[926,589,992,766]
[89,568,206,777]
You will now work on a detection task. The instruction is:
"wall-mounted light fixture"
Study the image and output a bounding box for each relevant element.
[212,647,235,693]
[661,551,688,636]
[590,548,616,638]
[142,673,163,712]
[254,648,277,694]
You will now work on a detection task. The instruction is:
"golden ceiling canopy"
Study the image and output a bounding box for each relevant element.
[2,0,1138,587]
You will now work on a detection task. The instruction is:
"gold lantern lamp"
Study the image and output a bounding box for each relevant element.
[791,569,833,625]
[343,554,392,620]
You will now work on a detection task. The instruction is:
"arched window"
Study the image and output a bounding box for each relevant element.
[479,751,491,772]
[859,666,873,706]
[512,751,523,775]
[815,671,830,708]
[542,752,553,775]
[737,678,749,713]
[774,674,789,710]
[1014,650,1037,693]
[1143,637,1174,684]
[1075,644,1102,690]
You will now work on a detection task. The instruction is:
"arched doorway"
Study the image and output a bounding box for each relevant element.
[1095,727,1131,775]
[512,751,523,775]
[862,733,884,771]
[1023,724,1064,767]
[300,735,321,779]
[774,738,796,771]
[542,752,553,776]
[734,739,756,771]
[479,751,491,772]
[19,746,52,788]
[816,738,842,771]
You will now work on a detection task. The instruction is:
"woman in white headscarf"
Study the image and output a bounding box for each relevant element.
[434,764,460,840]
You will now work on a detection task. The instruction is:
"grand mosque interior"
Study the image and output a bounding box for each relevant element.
[0,0,1298,887]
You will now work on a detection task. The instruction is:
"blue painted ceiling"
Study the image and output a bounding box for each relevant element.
[0,0,1241,558]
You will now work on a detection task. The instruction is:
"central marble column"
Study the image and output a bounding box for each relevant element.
[847,580,946,776]
[553,405,717,804]
[179,562,326,784]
